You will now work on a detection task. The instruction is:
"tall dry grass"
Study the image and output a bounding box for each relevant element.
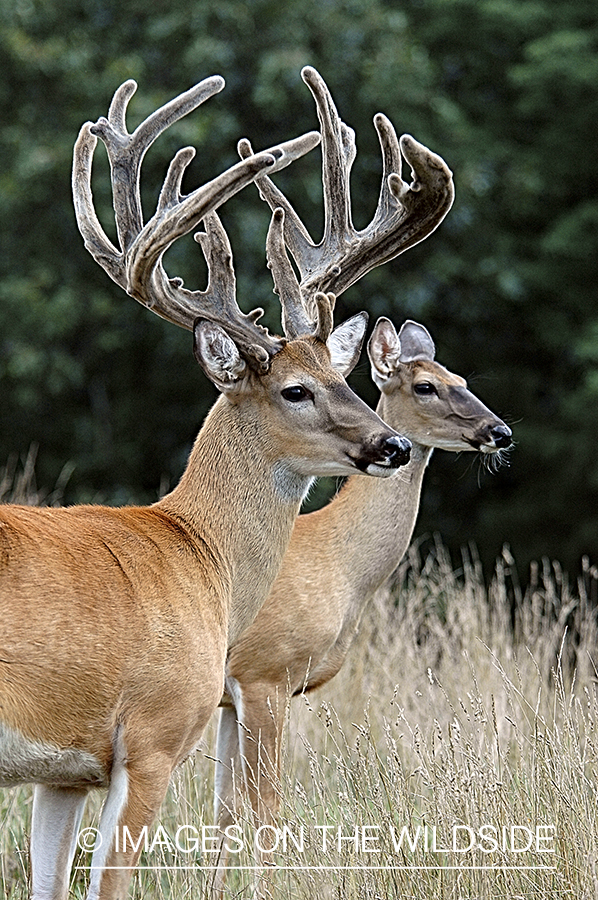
[1,460,598,898]
[266,541,598,899]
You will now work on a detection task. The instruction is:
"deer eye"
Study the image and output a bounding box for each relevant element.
[281,385,313,403]
[414,382,437,396]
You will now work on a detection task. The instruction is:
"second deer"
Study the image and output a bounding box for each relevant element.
[213,316,512,893]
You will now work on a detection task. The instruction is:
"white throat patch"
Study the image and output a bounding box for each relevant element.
[272,463,314,503]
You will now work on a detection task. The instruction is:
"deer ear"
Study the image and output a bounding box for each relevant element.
[326,311,368,376]
[368,317,402,387]
[193,320,248,394]
[398,320,436,362]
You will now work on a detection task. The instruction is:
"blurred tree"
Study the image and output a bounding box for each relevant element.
[400,0,598,571]
[0,0,596,576]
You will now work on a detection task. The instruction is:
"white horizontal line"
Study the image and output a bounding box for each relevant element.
[75,864,557,872]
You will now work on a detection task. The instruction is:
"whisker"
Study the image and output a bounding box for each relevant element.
[480,444,514,473]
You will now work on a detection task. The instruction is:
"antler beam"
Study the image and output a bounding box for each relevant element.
[72,77,321,363]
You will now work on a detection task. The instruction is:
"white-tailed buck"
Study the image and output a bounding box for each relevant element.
[213,317,512,894]
[0,65,453,900]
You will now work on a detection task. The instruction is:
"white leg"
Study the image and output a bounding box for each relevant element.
[86,727,129,900]
[212,706,243,898]
[214,707,243,827]
[31,784,88,900]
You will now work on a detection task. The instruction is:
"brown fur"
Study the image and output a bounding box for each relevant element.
[212,323,511,896]
[0,332,401,897]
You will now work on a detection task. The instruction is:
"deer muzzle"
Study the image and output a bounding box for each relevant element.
[467,422,513,453]
[353,434,412,474]
[478,423,513,452]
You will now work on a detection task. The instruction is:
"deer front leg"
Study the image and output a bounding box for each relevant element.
[236,684,284,831]
[212,706,243,898]
[235,682,286,900]
[213,680,286,899]
[214,707,243,829]
[86,749,174,900]
[31,784,89,900]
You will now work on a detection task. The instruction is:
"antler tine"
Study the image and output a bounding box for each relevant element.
[92,76,226,255]
[264,206,335,342]
[237,136,320,282]
[238,66,455,306]
[124,133,319,324]
[266,207,310,339]
[192,210,283,369]
[72,77,321,363]
[302,66,357,253]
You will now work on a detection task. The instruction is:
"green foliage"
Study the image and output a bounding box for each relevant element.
[1,0,597,574]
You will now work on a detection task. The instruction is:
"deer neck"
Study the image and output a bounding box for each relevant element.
[298,393,433,609]
[157,395,313,644]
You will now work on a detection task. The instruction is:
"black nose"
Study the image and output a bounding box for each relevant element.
[491,425,512,449]
[380,435,412,467]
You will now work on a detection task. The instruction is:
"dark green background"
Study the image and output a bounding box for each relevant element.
[1,0,597,578]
